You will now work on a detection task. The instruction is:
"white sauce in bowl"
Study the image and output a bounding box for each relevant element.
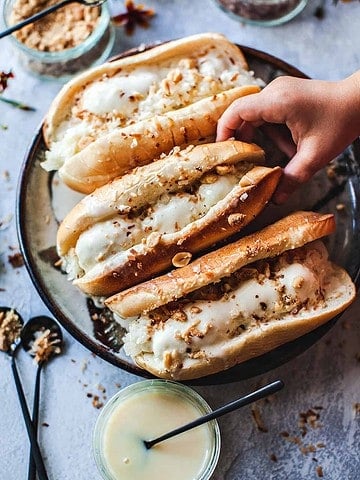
[93,381,220,480]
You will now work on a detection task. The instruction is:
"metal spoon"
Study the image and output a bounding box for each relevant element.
[21,316,63,480]
[0,307,49,480]
[0,0,107,40]
[144,379,284,449]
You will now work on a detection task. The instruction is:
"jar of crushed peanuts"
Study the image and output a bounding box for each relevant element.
[2,0,115,80]
[214,0,308,26]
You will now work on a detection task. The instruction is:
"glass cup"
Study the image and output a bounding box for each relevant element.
[93,379,221,480]
[2,0,115,80]
[214,0,308,26]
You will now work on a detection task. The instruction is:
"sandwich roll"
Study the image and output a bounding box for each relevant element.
[105,211,356,380]
[41,32,262,193]
[57,141,282,297]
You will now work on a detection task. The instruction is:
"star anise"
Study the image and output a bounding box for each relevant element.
[112,0,155,35]
[0,71,14,93]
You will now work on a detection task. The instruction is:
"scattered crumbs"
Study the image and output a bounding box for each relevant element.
[313,5,325,20]
[353,403,360,416]
[92,395,103,409]
[54,259,62,269]
[251,405,268,433]
[97,384,106,394]
[298,408,322,436]
[0,124,8,131]
[270,453,277,462]
[8,252,24,268]
[87,393,93,398]
[115,383,121,389]
[71,358,76,363]
[282,434,302,446]
[326,165,337,180]
[2,170,10,181]
[81,359,88,373]
[280,407,326,477]
[300,444,317,455]
[42,422,49,427]
[335,203,346,212]
[83,383,88,387]
[316,465,324,477]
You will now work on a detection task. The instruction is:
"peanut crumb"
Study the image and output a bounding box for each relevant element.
[251,405,268,433]
[316,465,324,477]
[8,252,24,268]
[92,395,103,409]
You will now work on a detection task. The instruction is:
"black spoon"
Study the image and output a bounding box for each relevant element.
[0,0,107,40]
[0,307,49,480]
[144,379,284,449]
[21,316,63,480]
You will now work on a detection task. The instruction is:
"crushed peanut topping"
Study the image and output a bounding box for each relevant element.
[10,0,101,52]
[0,309,22,352]
[172,252,192,268]
[29,328,62,364]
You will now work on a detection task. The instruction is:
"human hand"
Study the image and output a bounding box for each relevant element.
[216,72,360,203]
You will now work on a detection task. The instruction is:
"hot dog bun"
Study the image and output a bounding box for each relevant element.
[41,33,262,193]
[105,211,356,380]
[57,140,283,297]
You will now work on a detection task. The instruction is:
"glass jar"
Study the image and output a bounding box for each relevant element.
[214,0,308,26]
[2,0,115,80]
[93,379,221,480]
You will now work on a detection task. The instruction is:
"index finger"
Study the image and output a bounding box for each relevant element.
[216,96,264,141]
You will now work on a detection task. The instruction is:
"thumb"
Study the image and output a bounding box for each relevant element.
[272,148,322,204]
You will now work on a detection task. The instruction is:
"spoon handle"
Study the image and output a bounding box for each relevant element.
[28,364,44,480]
[11,356,49,480]
[0,0,73,39]
[145,380,284,449]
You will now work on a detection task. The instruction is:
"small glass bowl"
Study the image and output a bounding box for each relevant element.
[93,379,221,480]
[2,0,115,81]
[214,0,308,26]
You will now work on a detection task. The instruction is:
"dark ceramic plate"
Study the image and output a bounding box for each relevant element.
[17,46,360,385]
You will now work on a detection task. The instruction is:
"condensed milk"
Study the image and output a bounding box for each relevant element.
[93,380,220,480]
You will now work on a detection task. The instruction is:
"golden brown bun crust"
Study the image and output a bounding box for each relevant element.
[106,211,337,317]
[135,264,355,380]
[57,140,265,256]
[58,86,260,193]
[43,32,249,145]
[75,164,281,296]
[43,33,259,193]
